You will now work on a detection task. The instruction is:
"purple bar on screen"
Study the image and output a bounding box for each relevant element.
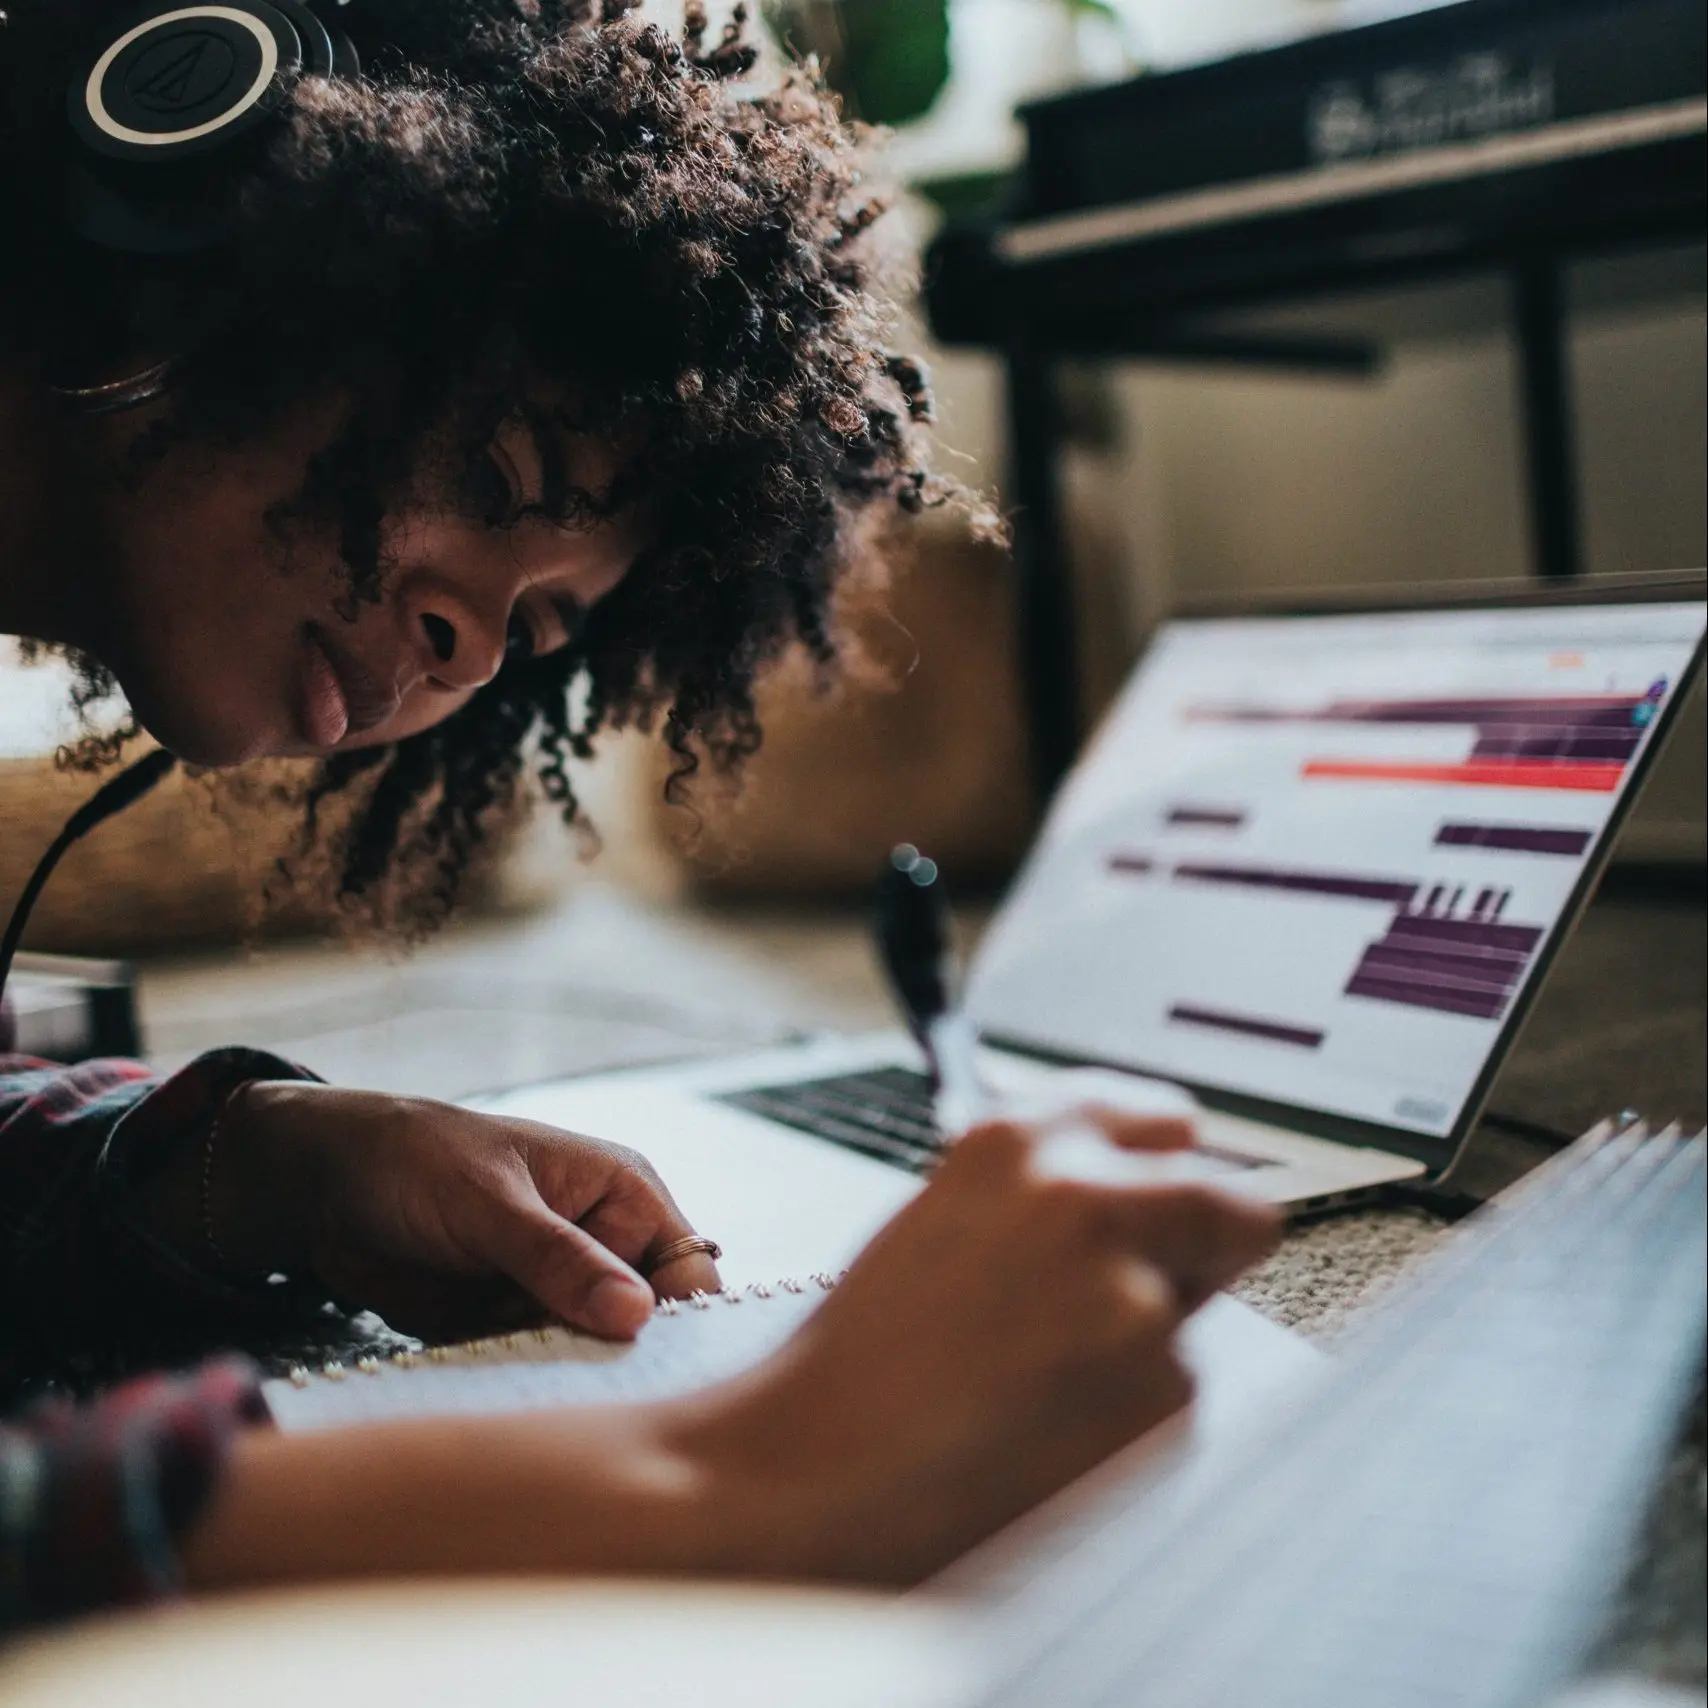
[1472,731,1642,762]
[1190,695,1648,730]
[1321,697,1646,727]
[1172,863,1419,906]
[1345,975,1510,1021]
[1357,944,1528,982]
[1346,894,1545,1019]
[1165,806,1247,828]
[1166,1005,1325,1049]
[1434,823,1593,857]
[1385,916,1544,953]
[1107,854,1156,875]
[1356,952,1520,1000]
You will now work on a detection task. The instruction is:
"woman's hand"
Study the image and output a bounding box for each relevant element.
[209,1081,722,1340]
[672,1105,1280,1581]
[187,1104,1279,1596]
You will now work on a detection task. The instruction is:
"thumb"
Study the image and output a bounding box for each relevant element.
[491,1197,656,1338]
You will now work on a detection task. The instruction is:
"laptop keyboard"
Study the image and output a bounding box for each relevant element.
[715,1065,1272,1178]
[716,1066,943,1173]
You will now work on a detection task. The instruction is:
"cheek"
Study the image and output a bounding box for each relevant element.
[108,463,310,639]
[96,396,351,639]
[88,475,332,762]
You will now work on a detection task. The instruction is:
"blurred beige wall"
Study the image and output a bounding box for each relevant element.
[909,251,1707,854]
[919,282,1706,598]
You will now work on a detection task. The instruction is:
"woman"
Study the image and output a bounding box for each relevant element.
[0,0,1276,1628]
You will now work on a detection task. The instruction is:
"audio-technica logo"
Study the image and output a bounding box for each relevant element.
[80,7,279,152]
[123,30,239,115]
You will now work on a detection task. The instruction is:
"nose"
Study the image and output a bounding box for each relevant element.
[407,587,507,693]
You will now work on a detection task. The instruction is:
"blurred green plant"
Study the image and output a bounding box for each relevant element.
[764,0,952,127]
[765,0,1137,132]
[911,166,1014,220]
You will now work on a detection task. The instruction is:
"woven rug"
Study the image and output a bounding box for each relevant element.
[1233,1203,1450,1341]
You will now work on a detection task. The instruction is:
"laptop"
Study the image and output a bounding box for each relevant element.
[481,573,1706,1279]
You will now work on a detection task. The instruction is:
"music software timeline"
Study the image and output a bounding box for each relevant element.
[966,603,1705,1137]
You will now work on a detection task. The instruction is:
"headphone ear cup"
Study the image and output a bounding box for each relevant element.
[63,1,360,251]
[69,2,306,165]
[327,28,361,80]
[269,0,338,78]
[245,2,360,81]
[305,1,362,80]
[64,1,298,251]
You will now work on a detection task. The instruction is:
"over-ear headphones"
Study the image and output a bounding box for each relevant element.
[64,1,361,252]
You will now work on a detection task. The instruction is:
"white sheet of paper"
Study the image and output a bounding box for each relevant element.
[265,1277,1318,1438]
[265,1285,828,1431]
[268,1072,1323,1442]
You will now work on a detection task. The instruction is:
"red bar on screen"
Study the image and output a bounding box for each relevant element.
[1301,759,1624,792]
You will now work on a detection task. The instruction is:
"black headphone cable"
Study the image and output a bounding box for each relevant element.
[0,746,178,1002]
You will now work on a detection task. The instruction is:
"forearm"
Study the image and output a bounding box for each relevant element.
[181,1397,814,1592]
[179,1342,1046,1595]
[161,1116,1278,1600]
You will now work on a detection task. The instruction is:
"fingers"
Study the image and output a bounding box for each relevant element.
[1097,1184,1280,1310]
[946,1119,1279,1312]
[516,1125,722,1301]
[581,1174,724,1300]
[1125,1338,1196,1435]
[641,1242,723,1300]
[483,1200,656,1339]
[1092,1109,1196,1153]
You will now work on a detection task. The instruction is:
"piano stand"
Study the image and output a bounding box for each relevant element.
[1512,258,1583,583]
[999,255,1611,797]
[924,0,1706,803]
[1005,348,1081,804]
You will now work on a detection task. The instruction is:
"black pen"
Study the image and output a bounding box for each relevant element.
[875,845,993,1135]
[875,847,1222,1185]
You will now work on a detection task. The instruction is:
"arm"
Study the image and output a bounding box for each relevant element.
[186,1116,1280,1592]
[3,1051,727,1371]
[0,1050,720,1636]
[0,1050,330,1390]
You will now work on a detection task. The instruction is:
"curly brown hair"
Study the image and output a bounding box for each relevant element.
[1,0,956,930]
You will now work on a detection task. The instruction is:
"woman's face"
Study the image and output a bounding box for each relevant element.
[75,400,641,768]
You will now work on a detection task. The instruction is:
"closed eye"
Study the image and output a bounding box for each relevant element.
[506,594,585,663]
[504,608,538,661]
[528,410,569,514]
[550,594,586,646]
[473,447,522,527]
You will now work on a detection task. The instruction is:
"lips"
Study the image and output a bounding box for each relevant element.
[296,622,403,749]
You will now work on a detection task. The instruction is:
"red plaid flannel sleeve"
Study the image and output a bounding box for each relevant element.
[1,1048,330,1374]
[0,1048,341,1631]
[1,1357,267,1631]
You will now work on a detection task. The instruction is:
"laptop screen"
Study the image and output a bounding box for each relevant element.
[966,594,1706,1145]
